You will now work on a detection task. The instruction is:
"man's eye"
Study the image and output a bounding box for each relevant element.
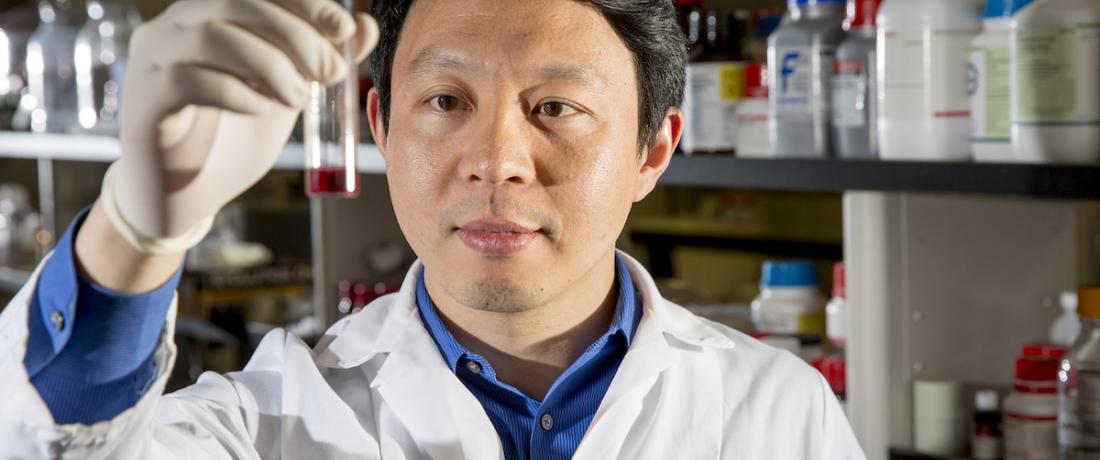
[429,95,462,112]
[537,101,578,118]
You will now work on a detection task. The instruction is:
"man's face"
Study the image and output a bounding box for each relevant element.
[370,0,675,313]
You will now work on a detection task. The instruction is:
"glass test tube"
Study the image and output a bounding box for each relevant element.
[304,0,359,197]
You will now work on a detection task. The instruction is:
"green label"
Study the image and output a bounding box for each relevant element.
[984,47,1011,137]
[1015,26,1078,122]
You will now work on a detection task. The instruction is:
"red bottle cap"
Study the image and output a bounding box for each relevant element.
[1021,343,1066,360]
[844,0,882,30]
[744,63,768,98]
[676,0,704,7]
[812,355,846,397]
[832,262,846,300]
[1014,357,1059,383]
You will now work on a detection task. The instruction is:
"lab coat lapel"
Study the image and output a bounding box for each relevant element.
[316,261,503,459]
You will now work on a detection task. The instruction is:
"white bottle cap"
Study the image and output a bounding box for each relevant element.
[1062,292,1079,312]
[975,389,999,412]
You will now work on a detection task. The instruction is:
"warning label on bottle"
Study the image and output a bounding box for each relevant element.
[1015,23,1100,125]
[831,60,868,128]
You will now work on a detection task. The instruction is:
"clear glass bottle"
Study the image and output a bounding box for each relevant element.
[25,0,81,133]
[1058,287,1100,459]
[74,0,140,135]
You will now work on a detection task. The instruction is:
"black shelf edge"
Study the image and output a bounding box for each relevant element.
[660,156,1100,200]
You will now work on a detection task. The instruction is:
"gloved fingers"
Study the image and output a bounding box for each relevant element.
[175,21,309,108]
[219,0,350,85]
[267,0,357,43]
[168,65,278,116]
[351,13,380,64]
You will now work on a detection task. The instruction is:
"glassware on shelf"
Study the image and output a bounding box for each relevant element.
[24,0,81,134]
[74,0,139,135]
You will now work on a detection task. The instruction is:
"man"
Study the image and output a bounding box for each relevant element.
[0,0,865,458]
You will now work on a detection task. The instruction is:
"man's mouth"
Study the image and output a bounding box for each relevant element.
[456,218,540,255]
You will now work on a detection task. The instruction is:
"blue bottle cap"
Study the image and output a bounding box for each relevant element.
[1005,0,1035,16]
[983,0,1006,19]
[790,0,846,6]
[761,260,818,287]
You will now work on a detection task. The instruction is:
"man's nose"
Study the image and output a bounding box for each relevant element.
[462,106,537,187]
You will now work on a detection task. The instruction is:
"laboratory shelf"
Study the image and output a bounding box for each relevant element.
[0,132,387,173]
[0,266,31,293]
[660,155,1100,200]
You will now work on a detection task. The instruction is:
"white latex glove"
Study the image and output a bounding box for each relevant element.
[111,0,379,248]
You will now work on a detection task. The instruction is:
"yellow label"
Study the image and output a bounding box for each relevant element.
[718,64,746,102]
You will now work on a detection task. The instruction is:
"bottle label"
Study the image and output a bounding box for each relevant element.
[969,45,1011,141]
[930,30,976,120]
[881,29,925,120]
[773,46,828,122]
[831,60,869,128]
[681,62,744,152]
[881,29,976,121]
[1005,413,1058,459]
[755,309,826,336]
[1014,23,1100,125]
[1060,368,1100,450]
[971,434,1002,460]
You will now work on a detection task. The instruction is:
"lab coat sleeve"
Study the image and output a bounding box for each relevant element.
[817,372,867,460]
[0,258,275,460]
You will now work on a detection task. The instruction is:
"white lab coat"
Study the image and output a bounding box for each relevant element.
[0,251,865,459]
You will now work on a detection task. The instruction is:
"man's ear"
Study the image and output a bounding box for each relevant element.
[367,87,389,161]
[634,108,683,202]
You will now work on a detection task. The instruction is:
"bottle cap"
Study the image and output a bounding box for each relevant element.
[1021,343,1066,360]
[844,0,882,29]
[791,0,846,6]
[744,63,769,98]
[1080,287,1100,318]
[832,262,846,299]
[1062,291,1079,312]
[761,260,817,287]
[1005,0,1035,16]
[983,0,1007,19]
[974,389,999,412]
[1015,356,1059,382]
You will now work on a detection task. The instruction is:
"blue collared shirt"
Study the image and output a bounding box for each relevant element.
[23,207,181,424]
[415,255,641,460]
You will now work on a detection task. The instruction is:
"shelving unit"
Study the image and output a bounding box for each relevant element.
[4,132,1100,460]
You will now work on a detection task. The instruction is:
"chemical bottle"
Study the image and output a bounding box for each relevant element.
[1005,344,1064,460]
[682,11,746,155]
[25,0,82,133]
[1058,287,1100,459]
[876,0,982,161]
[734,63,772,158]
[1010,0,1100,164]
[751,260,826,338]
[1051,291,1081,348]
[831,0,882,159]
[969,0,1019,162]
[972,389,1004,460]
[818,262,847,410]
[767,0,846,158]
[74,0,141,135]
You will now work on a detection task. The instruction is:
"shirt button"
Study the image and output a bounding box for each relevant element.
[465,360,482,374]
[50,311,65,331]
[540,413,554,431]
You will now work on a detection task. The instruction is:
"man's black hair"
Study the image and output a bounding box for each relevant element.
[368,0,687,149]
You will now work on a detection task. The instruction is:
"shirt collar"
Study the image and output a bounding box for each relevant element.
[415,253,641,372]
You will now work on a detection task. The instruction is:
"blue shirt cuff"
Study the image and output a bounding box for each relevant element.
[23,206,183,381]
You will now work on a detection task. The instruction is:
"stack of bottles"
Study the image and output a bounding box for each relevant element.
[8,0,140,135]
[680,0,1099,164]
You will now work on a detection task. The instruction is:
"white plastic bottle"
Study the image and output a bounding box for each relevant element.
[1051,291,1081,347]
[1010,0,1100,164]
[751,260,826,337]
[735,63,773,158]
[877,0,983,161]
[970,0,1020,162]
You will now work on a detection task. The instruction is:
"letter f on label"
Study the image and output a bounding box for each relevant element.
[780,52,799,93]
